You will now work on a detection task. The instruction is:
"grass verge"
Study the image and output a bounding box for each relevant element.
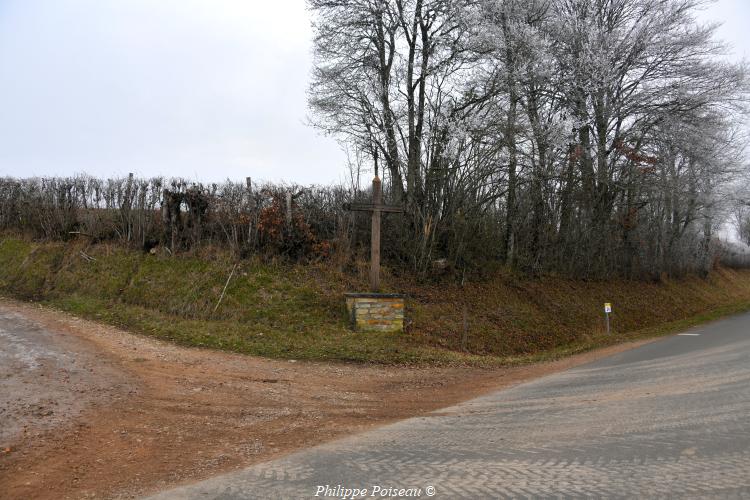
[2,235,750,366]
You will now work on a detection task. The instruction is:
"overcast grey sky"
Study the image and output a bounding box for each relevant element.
[0,0,748,184]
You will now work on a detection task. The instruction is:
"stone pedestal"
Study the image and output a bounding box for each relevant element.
[344,293,405,332]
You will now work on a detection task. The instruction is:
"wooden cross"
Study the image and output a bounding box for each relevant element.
[343,176,404,292]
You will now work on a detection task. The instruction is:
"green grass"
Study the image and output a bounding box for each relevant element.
[2,235,750,366]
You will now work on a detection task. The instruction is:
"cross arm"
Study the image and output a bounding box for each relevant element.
[342,202,405,213]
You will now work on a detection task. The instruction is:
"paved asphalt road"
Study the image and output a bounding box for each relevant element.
[151,314,750,499]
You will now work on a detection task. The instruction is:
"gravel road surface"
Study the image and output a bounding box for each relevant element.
[0,307,130,447]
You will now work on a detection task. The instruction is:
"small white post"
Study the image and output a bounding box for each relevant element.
[604,302,612,334]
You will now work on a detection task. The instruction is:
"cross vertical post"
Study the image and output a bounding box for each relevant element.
[286,191,293,227]
[371,176,382,292]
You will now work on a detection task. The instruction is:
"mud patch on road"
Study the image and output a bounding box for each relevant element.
[0,307,134,449]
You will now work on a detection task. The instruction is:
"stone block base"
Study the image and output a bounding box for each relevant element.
[344,293,405,332]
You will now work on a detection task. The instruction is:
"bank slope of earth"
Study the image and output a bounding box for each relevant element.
[2,235,750,365]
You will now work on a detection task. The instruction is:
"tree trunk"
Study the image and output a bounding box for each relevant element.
[501,11,518,267]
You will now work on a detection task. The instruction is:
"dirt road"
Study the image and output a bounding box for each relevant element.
[0,298,653,499]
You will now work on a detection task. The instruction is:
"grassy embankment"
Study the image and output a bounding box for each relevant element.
[2,235,750,365]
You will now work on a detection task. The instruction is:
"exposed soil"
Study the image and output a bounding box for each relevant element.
[0,298,655,499]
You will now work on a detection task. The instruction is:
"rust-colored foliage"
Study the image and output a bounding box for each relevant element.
[257,196,329,259]
[621,206,639,230]
[613,139,658,168]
